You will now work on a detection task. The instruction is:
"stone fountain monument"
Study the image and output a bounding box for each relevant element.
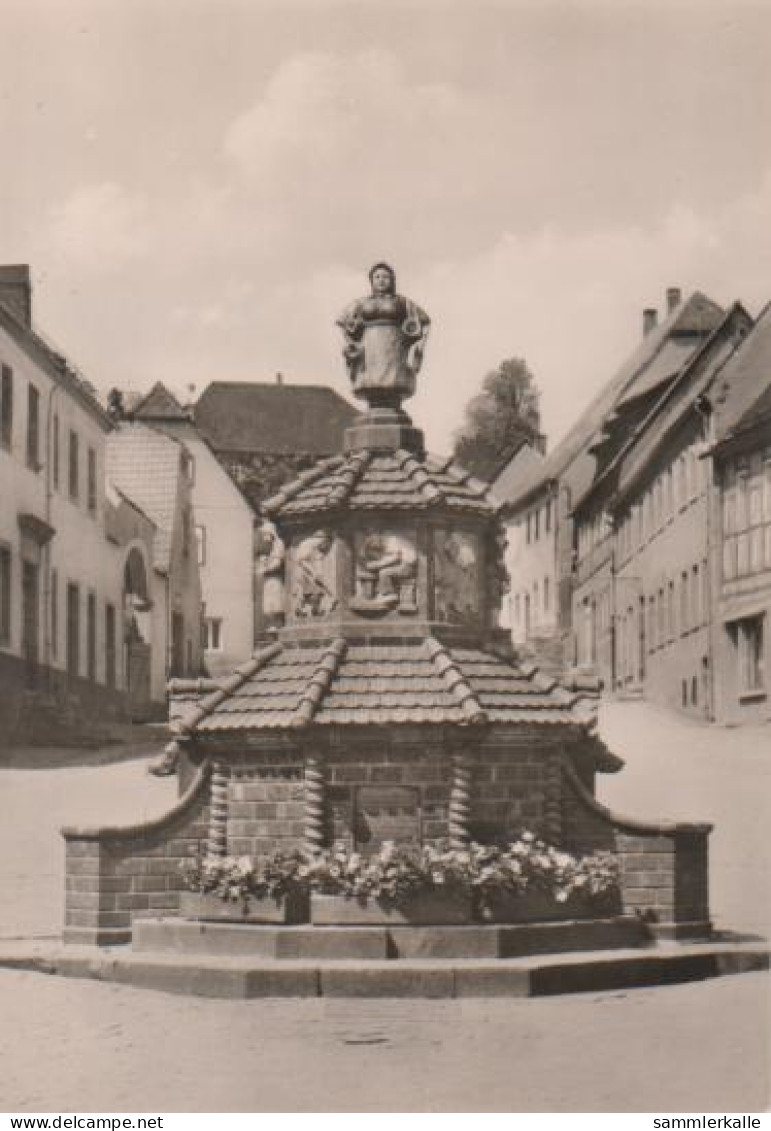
[62,266,714,984]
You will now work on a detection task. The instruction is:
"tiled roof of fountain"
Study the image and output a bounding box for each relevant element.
[261,449,499,518]
[168,639,598,734]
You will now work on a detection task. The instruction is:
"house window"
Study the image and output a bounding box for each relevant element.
[182,507,191,558]
[544,500,552,534]
[526,513,532,545]
[738,617,764,694]
[87,447,97,514]
[86,591,97,682]
[51,568,58,659]
[105,602,116,688]
[543,576,550,613]
[26,384,40,469]
[68,430,79,500]
[692,564,701,627]
[514,593,521,624]
[0,364,13,449]
[195,524,206,567]
[66,583,80,676]
[202,615,223,652]
[680,570,689,633]
[0,545,11,644]
[53,414,60,490]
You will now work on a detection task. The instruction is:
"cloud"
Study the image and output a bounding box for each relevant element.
[45,181,150,271]
[409,170,771,451]
[26,47,771,462]
[220,50,492,266]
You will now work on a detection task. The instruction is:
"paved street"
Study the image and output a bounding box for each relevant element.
[0,704,768,1112]
[0,968,767,1112]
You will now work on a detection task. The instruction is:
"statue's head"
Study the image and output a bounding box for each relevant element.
[368,262,396,296]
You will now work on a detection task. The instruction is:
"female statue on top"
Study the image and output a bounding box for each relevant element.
[336,263,430,406]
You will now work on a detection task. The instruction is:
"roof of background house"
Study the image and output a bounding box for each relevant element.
[194,381,359,455]
[133,382,189,422]
[106,423,185,571]
[490,442,546,511]
[492,291,725,511]
[712,303,771,449]
[0,291,111,430]
[584,303,752,512]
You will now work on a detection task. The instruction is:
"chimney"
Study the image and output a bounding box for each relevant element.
[643,307,658,336]
[666,287,682,314]
[275,371,284,386]
[0,265,32,327]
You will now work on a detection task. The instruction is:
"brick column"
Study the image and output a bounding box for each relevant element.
[206,760,229,858]
[542,752,563,845]
[448,751,471,849]
[303,751,325,855]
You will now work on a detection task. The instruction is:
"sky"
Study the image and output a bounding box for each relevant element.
[2,0,770,453]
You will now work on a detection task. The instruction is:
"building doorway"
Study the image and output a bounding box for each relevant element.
[21,559,39,683]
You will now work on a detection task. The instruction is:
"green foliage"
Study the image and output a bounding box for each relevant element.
[453,357,543,482]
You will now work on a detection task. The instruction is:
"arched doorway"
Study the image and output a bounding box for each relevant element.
[123,546,153,717]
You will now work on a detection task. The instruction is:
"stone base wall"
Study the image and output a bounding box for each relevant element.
[61,727,711,945]
[561,763,711,937]
[62,765,211,945]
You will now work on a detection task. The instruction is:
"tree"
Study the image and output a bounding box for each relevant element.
[106,387,126,423]
[452,358,543,481]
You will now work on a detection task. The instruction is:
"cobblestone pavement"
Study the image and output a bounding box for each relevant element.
[0,705,768,1112]
[0,968,768,1112]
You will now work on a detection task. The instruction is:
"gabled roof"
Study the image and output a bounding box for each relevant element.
[712,303,771,451]
[262,449,498,519]
[194,381,358,455]
[0,296,111,430]
[168,639,597,733]
[133,382,189,422]
[106,423,185,571]
[493,443,547,511]
[494,292,725,510]
[580,303,751,514]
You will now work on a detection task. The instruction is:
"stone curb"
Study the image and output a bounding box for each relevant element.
[0,939,766,1000]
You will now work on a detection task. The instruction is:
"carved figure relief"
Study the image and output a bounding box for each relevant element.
[292,529,338,619]
[336,263,430,403]
[254,522,286,628]
[434,530,481,626]
[350,531,418,615]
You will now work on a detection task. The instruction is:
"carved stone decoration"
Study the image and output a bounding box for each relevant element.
[355,785,421,852]
[349,530,418,616]
[434,530,481,626]
[292,529,338,619]
[254,521,286,628]
[336,263,430,407]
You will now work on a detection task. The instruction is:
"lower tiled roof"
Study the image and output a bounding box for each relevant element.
[168,638,596,734]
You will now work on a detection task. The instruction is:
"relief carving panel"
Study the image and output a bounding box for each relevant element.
[434,530,482,626]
